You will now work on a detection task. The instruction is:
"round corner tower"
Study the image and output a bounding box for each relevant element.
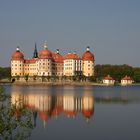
[11,47,24,77]
[82,46,95,77]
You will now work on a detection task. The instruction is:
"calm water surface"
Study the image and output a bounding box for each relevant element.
[4,85,140,140]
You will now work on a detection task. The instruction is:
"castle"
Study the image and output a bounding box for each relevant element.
[11,42,95,81]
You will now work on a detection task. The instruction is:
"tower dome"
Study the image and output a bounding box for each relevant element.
[82,46,94,61]
[39,42,52,59]
[11,47,24,60]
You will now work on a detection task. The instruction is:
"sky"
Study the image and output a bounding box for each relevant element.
[0,0,140,67]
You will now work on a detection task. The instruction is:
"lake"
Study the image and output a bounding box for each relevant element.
[3,85,140,140]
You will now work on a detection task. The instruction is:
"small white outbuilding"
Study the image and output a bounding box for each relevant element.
[121,75,133,86]
[103,75,115,86]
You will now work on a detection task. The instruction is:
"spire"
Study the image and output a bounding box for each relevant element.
[33,43,38,58]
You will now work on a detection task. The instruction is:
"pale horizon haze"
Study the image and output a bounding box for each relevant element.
[0,0,140,67]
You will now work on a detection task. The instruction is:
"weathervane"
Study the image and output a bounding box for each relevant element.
[44,41,48,49]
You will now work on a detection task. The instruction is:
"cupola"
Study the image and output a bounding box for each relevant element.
[11,47,24,60]
[39,42,52,59]
[82,46,94,61]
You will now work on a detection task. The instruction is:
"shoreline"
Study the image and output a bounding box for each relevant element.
[12,81,102,86]
[1,81,140,87]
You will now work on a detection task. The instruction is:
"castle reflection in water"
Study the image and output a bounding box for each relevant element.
[11,90,94,127]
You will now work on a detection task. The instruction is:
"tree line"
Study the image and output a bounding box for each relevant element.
[95,64,140,83]
[0,67,11,80]
[0,65,140,83]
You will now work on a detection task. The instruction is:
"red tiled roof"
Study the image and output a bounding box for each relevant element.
[24,59,37,64]
[122,75,132,80]
[52,53,63,63]
[64,53,81,60]
[104,75,114,80]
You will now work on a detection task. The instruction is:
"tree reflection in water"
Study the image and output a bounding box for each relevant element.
[0,86,34,140]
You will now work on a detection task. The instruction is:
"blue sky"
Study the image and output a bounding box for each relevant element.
[0,0,140,67]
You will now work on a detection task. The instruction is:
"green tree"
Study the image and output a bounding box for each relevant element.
[46,75,51,82]
[95,64,136,82]
[0,86,34,140]
[33,75,37,81]
[0,67,11,80]
[133,68,140,82]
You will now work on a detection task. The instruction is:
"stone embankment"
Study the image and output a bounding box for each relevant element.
[12,81,104,86]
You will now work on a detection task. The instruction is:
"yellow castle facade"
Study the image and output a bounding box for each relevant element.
[11,42,95,80]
